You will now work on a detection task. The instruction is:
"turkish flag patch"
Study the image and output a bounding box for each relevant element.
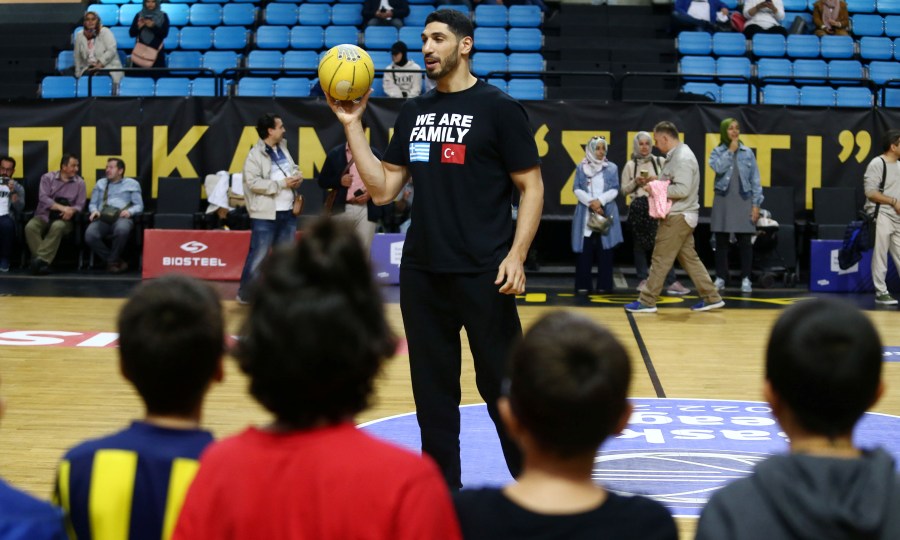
[440,143,466,165]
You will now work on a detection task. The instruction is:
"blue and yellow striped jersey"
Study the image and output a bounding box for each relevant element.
[55,421,213,540]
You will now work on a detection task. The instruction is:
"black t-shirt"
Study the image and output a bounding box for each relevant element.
[383,80,541,272]
[453,488,678,540]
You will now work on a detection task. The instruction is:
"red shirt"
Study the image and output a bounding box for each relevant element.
[173,422,462,540]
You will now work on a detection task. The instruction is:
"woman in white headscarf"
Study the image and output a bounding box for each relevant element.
[571,136,623,294]
[128,0,170,69]
[74,11,123,84]
[812,0,849,37]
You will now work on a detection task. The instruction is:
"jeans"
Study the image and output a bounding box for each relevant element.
[85,218,134,264]
[0,214,14,265]
[237,211,297,297]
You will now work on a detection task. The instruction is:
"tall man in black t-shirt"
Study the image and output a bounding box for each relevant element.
[326,9,544,489]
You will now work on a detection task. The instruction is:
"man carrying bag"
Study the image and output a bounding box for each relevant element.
[864,129,900,305]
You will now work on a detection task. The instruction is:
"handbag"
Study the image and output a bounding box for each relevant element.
[587,212,613,234]
[131,42,161,68]
[49,197,71,221]
[292,194,304,217]
[98,181,122,225]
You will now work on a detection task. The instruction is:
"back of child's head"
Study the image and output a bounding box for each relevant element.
[235,218,397,428]
[118,275,224,416]
[507,311,631,457]
[766,298,882,438]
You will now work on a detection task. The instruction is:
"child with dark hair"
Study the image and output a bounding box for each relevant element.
[174,219,461,539]
[697,298,900,539]
[55,275,224,540]
[453,312,677,540]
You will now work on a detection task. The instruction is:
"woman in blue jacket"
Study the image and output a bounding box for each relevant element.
[709,118,763,293]
[571,136,623,294]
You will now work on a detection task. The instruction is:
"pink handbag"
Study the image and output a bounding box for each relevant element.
[131,42,161,67]
[647,180,673,219]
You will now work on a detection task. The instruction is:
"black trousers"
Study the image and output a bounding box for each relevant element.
[575,232,614,292]
[399,267,523,489]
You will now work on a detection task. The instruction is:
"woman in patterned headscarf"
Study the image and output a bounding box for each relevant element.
[571,136,623,294]
[128,0,170,69]
[74,11,123,84]
[812,0,849,36]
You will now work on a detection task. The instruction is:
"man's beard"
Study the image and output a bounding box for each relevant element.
[425,48,459,81]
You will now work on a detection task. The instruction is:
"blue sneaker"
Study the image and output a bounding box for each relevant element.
[691,300,725,312]
[624,301,657,313]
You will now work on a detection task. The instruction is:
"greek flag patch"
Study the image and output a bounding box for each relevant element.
[409,142,431,162]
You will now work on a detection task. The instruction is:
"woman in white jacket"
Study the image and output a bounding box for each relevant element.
[74,11,123,85]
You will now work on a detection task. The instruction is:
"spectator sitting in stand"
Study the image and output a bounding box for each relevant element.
[384,41,423,99]
[0,156,24,273]
[74,11,123,86]
[812,0,849,37]
[85,158,143,274]
[673,0,732,33]
[742,0,788,37]
[363,0,410,28]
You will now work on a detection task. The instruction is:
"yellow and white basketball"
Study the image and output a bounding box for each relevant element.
[318,44,375,101]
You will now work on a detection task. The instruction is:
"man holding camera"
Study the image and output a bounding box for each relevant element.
[24,153,86,275]
[363,0,409,28]
[85,158,143,274]
[0,156,24,272]
[318,142,383,253]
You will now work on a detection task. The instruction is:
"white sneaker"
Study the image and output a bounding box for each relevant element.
[875,293,898,305]
[666,281,690,295]
[714,278,725,291]
[741,277,752,293]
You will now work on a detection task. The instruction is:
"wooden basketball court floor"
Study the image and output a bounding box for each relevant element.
[0,280,897,539]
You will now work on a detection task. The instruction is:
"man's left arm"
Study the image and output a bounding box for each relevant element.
[125,181,144,217]
[666,159,694,200]
[496,165,543,295]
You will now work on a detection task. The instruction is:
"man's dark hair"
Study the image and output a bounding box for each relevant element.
[107,158,126,174]
[235,218,397,428]
[425,9,474,40]
[507,312,631,458]
[60,153,79,169]
[766,298,882,438]
[256,113,280,140]
[882,129,900,152]
[653,121,680,140]
[118,275,224,416]
[0,156,16,169]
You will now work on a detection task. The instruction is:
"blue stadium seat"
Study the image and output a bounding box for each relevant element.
[847,0,877,12]
[868,59,900,83]
[475,27,507,51]
[88,5,119,25]
[878,0,900,13]
[275,77,311,96]
[77,75,113,97]
[820,35,855,58]
[851,14,885,35]
[41,76,76,98]
[298,4,332,26]
[287,27,321,50]
[223,4,256,26]
[836,86,873,106]
[720,0,738,8]
[179,26,212,50]
[161,4,189,26]
[792,58,828,83]
[860,35,894,57]
[265,5,298,26]
[680,55,716,80]
[398,26,421,50]
[507,28,541,51]
[882,87,900,105]
[324,26,359,48]
[895,37,900,57]
[475,5,507,27]
[202,51,240,74]
[331,4,363,25]
[677,31,712,55]
[886,14,900,34]
[336,0,364,4]
[371,77,387,97]
[118,77,155,96]
[471,52,507,76]
[508,79,544,99]
[369,50,392,69]
[508,53,543,75]
[712,32,747,56]
[784,11,814,28]
[155,77,191,96]
[247,50,283,70]
[508,5,541,27]
[168,0,192,4]
[364,26,399,50]
[786,35,820,57]
[757,58,793,82]
[487,78,508,92]
[721,83,756,103]
[762,85,800,104]
[189,4,222,26]
[283,50,319,70]
[108,26,133,50]
[257,26,291,49]
[118,4,141,25]
[799,85,835,105]
[213,26,248,50]
[190,78,217,96]
[99,0,127,4]
[409,51,425,69]
[57,51,74,73]
[237,77,274,96]
[406,5,435,27]
[164,28,180,50]
[436,4,470,16]
[167,50,203,69]
[716,57,751,80]
[828,59,864,83]
[752,33,786,56]
[782,0,808,10]
[682,82,720,101]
